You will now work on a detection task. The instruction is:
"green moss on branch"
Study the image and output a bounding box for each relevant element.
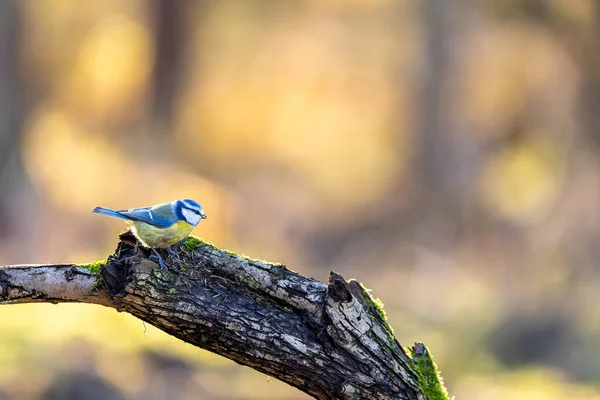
[78,259,106,276]
[182,235,284,268]
[359,282,395,335]
[182,235,214,251]
[76,259,107,291]
[408,343,449,400]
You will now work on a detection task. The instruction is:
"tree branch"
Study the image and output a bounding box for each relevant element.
[0,231,448,400]
[0,263,111,306]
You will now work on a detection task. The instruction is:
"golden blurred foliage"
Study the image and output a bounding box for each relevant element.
[68,15,154,119]
[455,369,600,400]
[479,134,566,222]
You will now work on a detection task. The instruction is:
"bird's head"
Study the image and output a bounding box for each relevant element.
[175,198,207,226]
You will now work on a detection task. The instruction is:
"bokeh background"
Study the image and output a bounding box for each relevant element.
[0,0,599,399]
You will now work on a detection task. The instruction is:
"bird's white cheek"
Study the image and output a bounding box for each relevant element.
[182,208,201,225]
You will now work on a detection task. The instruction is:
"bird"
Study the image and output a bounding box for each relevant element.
[92,199,207,269]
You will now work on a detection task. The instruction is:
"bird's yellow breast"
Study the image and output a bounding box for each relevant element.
[131,220,195,248]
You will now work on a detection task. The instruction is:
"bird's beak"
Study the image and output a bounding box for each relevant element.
[201,213,207,219]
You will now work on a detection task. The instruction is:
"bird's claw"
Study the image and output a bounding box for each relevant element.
[150,248,168,270]
[167,246,180,259]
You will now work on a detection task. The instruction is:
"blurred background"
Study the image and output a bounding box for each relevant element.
[0,0,599,399]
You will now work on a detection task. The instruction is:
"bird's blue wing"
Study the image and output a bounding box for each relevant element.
[120,203,175,228]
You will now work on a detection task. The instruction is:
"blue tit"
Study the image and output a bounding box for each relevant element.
[92,199,207,269]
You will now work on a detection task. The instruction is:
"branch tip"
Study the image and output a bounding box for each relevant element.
[327,271,352,302]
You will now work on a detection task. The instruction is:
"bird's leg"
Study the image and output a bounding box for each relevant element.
[167,246,179,259]
[149,247,167,270]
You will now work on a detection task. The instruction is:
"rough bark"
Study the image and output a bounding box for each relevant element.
[0,231,445,400]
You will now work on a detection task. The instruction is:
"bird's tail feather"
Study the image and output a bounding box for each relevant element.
[92,206,130,220]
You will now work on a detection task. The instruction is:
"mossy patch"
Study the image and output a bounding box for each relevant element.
[78,259,106,276]
[76,259,107,291]
[233,252,283,268]
[359,283,395,339]
[407,344,450,400]
[182,235,213,251]
[184,235,284,268]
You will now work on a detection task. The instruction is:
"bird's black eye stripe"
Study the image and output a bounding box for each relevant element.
[182,204,202,215]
